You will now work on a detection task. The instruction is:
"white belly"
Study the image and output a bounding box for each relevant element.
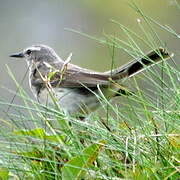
[36,87,99,115]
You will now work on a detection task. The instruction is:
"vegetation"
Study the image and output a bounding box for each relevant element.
[0,3,179,180]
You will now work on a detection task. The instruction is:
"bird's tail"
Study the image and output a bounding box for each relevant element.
[110,48,173,80]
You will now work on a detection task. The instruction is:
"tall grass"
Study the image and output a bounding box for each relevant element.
[0,3,179,180]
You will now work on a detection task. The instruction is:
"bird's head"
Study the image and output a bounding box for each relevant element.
[10,44,61,65]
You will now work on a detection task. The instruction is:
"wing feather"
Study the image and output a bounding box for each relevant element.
[50,63,110,88]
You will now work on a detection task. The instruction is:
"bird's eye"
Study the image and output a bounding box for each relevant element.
[26,49,32,55]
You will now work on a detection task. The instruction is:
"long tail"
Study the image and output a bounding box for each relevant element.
[110,48,173,80]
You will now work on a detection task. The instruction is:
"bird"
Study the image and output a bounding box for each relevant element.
[10,45,172,117]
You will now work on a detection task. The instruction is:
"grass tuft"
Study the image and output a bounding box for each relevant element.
[0,3,179,180]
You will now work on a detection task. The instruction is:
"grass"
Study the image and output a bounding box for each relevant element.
[0,3,179,180]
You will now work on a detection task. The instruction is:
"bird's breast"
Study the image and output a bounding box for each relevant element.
[36,87,99,115]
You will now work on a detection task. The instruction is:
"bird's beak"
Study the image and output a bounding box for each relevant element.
[10,52,24,58]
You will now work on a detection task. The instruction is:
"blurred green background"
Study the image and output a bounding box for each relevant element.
[0,0,179,102]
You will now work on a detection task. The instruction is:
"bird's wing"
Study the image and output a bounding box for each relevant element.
[43,48,172,88]
[50,63,111,88]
